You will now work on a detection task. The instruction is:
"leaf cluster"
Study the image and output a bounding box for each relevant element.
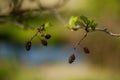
[67,15,98,32]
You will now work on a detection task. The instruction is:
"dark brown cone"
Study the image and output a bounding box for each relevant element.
[45,34,51,39]
[83,47,90,54]
[26,41,32,51]
[68,54,75,64]
[41,39,48,46]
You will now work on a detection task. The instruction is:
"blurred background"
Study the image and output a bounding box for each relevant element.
[0,0,120,80]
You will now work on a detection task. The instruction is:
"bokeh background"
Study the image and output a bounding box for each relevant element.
[0,0,120,80]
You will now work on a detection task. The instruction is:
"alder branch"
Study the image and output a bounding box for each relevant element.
[70,26,120,58]
[73,32,87,50]
[72,25,120,37]
[95,28,120,37]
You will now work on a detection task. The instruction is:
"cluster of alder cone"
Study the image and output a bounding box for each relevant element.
[25,24,90,64]
[26,24,51,51]
[68,47,90,64]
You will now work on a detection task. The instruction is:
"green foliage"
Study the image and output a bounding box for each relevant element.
[77,21,85,27]
[79,15,98,32]
[80,15,90,25]
[89,20,98,31]
[44,22,52,28]
[67,15,98,32]
[69,16,78,27]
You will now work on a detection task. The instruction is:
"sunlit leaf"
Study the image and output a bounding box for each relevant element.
[69,16,78,26]
[44,22,52,28]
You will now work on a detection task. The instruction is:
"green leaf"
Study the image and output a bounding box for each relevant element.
[89,20,94,26]
[78,21,86,27]
[67,15,98,31]
[80,15,90,24]
[85,19,98,31]
[69,16,78,26]
[44,22,52,28]
[91,23,98,31]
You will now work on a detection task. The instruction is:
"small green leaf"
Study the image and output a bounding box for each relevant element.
[80,15,90,24]
[76,21,85,27]
[91,26,95,31]
[89,20,95,27]
[69,16,78,26]
[67,15,98,32]
[91,23,98,31]
[44,22,52,28]
[85,19,98,31]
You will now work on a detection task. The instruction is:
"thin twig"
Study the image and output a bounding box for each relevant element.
[37,35,41,40]
[71,26,120,52]
[30,31,39,41]
[73,32,88,50]
[76,26,120,37]
[95,28,120,37]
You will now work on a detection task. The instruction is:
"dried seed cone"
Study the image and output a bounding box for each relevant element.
[45,34,51,39]
[26,41,32,51]
[68,54,75,64]
[41,39,48,46]
[83,47,90,54]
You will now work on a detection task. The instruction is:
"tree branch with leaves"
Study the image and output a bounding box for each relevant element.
[66,15,120,63]
[0,0,120,64]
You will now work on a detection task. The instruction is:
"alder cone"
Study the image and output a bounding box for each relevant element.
[26,41,32,51]
[83,47,90,54]
[45,34,51,39]
[68,54,75,64]
[41,39,48,46]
